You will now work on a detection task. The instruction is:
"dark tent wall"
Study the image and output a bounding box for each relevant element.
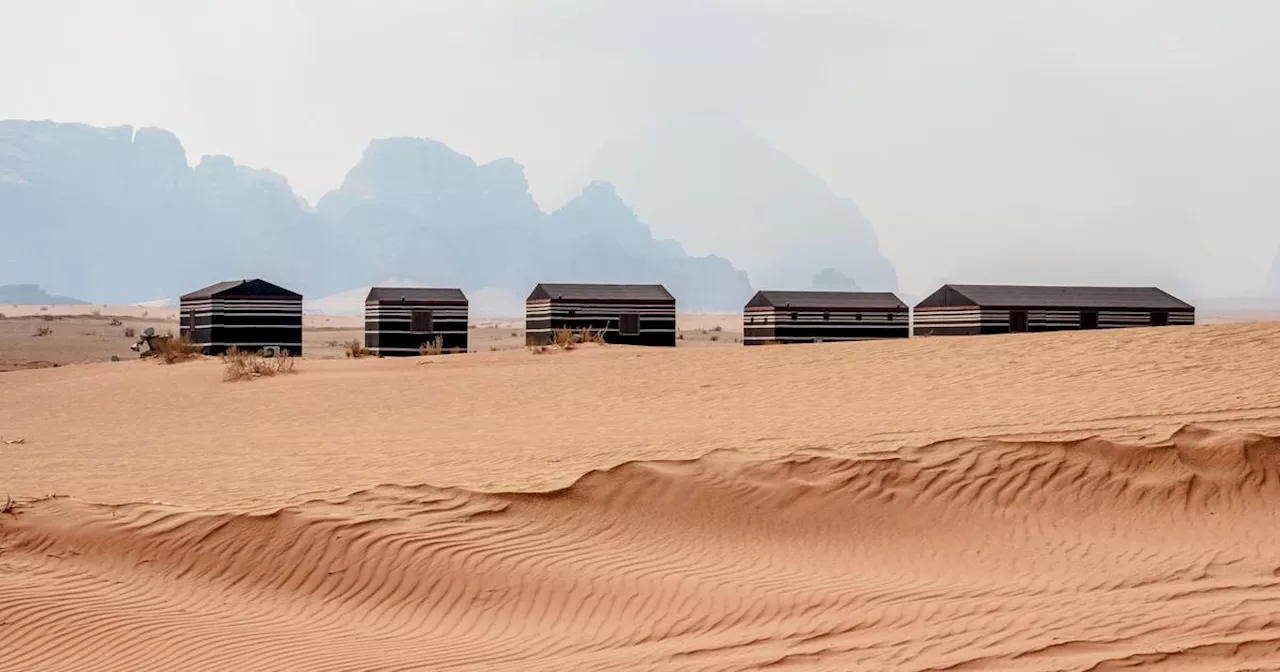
[364,287,469,355]
[179,278,303,355]
[526,283,676,347]
[744,291,909,345]
[913,284,1195,336]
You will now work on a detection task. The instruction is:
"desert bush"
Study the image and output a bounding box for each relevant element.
[123,327,136,338]
[324,339,340,348]
[344,339,370,358]
[142,311,149,318]
[222,346,296,381]
[108,318,123,326]
[39,306,48,312]
[33,326,52,337]
[710,334,720,342]
[713,325,723,332]
[110,355,120,362]
[677,332,684,340]
[41,314,56,322]
[155,333,198,364]
[548,327,606,350]
[90,309,101,317]
[419,336,444,356]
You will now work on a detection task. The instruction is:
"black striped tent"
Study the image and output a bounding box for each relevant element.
[744,291,909,345]
[526,283,676,347]
[179,279,303,356]
[364,287,468,356]
[913,284,1195,336]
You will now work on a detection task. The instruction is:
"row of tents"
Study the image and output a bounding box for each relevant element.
[177,279,1196,356]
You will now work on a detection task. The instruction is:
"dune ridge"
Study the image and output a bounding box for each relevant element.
[5,426,1280,670]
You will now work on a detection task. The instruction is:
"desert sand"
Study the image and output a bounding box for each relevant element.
[3,321,1280,670]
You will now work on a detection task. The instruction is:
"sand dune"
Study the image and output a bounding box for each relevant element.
[4,323,1280,669]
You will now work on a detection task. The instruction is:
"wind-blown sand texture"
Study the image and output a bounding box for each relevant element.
[3,322,1280,670]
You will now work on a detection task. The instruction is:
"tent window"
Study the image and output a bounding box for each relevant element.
[790,312,798,321]
[823,311,830,321]
[855,313,862,321]
[411,310,434,333]
[619,313,641,335]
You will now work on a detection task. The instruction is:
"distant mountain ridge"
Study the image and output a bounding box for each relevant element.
[586,119,898,292]
[0,121,753,309]
[0,284,87,305]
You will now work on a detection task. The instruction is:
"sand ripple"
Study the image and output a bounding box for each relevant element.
[4,426,1280,670]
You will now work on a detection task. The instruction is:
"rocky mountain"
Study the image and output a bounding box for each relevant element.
[0,284,87,305]
[584,119,898,292]
[0,121,752,310]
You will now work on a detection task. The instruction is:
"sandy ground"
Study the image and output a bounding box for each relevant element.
[4,316,1280,669]
[0,306,741,370]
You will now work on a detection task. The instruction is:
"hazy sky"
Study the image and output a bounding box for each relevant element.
[4,0,1278,296]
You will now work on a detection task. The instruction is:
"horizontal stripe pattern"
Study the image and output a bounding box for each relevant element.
[744,308,910,346]
[365,301,469,356]
[180,296,303,356]
[913,307,1196,335]
[526,299,676,347]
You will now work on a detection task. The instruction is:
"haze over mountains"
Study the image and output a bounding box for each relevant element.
[1,120,906,311]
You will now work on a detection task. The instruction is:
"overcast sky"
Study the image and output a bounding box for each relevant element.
[4,0,1278,296]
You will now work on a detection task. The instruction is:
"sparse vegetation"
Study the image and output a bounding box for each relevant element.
[547,327,607,351]
[41,314,56,322]
[39,306,48,312]
[90,309,101,317]
[155,333,198,364]
[324,339,340,348]
[33,326,52,337]
[123,327,136,338]
[510,331,518,337]
[110,355,120,362]
[713,325,723,332]
[677,333,685,340]
[222,346,296,381]
[108,318,123,326]
[344,339,370,358]
[2,495,14,516]
[710,334,720,342]
[80,331,97,336]
[141,311,149,319]
[419,337,444,356]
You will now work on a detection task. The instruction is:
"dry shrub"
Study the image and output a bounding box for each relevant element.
[108,318,123,326]
[41,314,56,322]
[155,334,198,364]
[123,327,136,338]
[90,309,101,317]
[529,345,550,355]
[418,337,443,356]
[39,306,48,312]
[509,331,518,337]
[548,327,606,351]
[0,313,6,320]
[222,346,296,381]
[713,325,723,332]
[344,339,370,358]
[32,326,52,337]
[709,334,720,342]
[551,328,575,349]
[677,332,684,340]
